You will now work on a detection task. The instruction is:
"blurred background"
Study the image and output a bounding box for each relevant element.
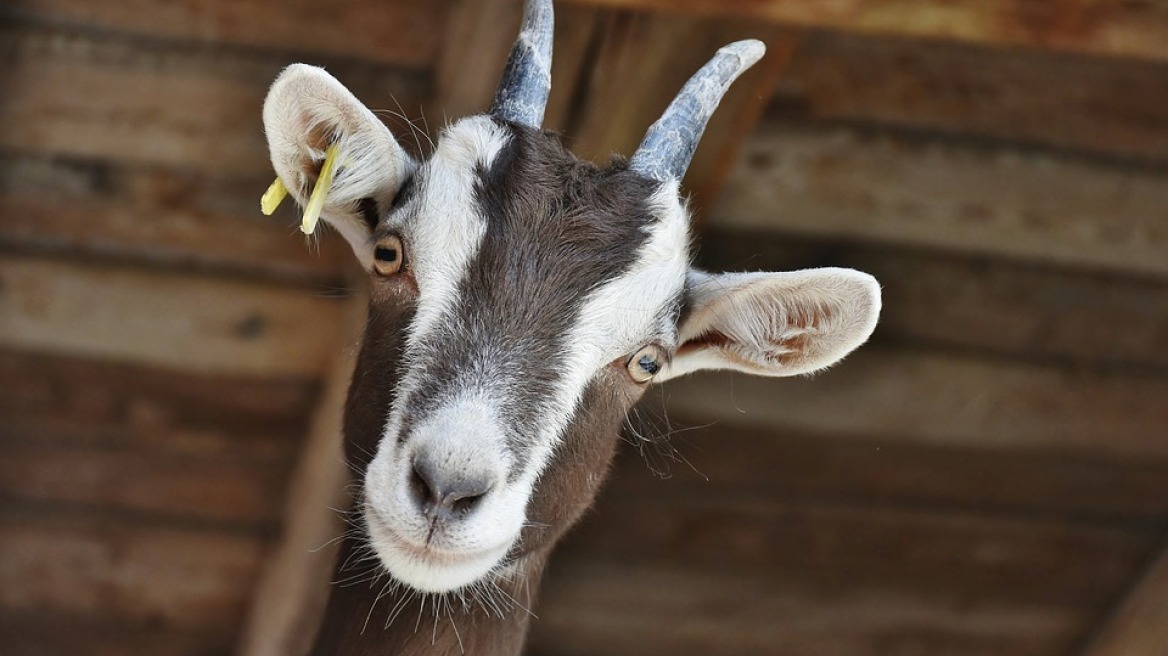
[2,1,1167,655]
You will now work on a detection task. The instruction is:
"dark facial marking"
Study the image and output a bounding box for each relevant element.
[402,121,663,470]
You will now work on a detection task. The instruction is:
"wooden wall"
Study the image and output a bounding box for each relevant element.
[2,1,1167,655]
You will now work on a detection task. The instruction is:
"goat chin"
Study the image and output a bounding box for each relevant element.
[363,506,517,593]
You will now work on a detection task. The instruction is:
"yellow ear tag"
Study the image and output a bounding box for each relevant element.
[260,177,288,216]
[300,142,341,235]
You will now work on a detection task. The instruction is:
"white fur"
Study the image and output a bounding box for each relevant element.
[657,267,882,380]
[362,117,519,591]
[262,64,416,268]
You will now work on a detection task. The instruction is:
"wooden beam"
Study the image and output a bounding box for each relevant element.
[658,347,1168,461]
[714,123,1168,278]
[699,231,1168,373]
[0,23,428,174]
[564,13,794,217]
[0,511,266,632]
[1081,545,1168,656]
[531,560,1096,656]
[0,255,346,378]
[3,0,448,67]
[0,152,349,283]
[0,349,316,457]
[238,301,364,656]
[562,0,1168,63]
[605,422,1168,523]
[774,31,1168,163]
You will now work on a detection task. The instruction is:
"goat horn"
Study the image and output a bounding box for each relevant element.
[629,40,765,182]
[490,0,554,128]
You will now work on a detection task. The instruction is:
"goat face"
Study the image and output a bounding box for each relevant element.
[261,7,879,596]
[347,115,692,593]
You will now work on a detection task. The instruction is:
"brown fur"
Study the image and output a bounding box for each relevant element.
[311,125,663,655]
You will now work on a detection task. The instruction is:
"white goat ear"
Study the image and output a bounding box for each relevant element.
[657,268,881,381]
[262,64,414,268]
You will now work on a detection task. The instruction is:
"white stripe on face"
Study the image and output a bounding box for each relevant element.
[511,180,691,489]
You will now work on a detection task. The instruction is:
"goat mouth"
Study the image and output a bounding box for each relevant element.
[364,505,505,569]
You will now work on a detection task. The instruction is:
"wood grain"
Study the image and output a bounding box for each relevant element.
[0,512,266,632]
[1081,545,1168,656]
[0,349,315,458]
[562,0,1168,63]
[4,0,448,67]
[0,22,429,175]
[657,347,1168,461]
[533,562,1090,656]
[0,152,350,283]
[774,31,1168,163]
[715,123,1168,277]
[698,231,1168,372]
[0,255,347,378]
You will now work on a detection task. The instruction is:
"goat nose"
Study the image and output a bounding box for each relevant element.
[409,453,493,522]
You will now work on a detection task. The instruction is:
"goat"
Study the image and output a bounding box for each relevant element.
[260,1,880,653]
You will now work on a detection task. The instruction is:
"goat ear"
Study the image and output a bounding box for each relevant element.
[262,64,414,268]
[656,268,880,381]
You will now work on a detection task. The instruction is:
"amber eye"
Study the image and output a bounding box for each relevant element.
[372,235,404,276]
[627,344,665,383]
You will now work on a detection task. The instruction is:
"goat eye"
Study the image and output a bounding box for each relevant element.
[626,345,665,383]
[373,235,404,276]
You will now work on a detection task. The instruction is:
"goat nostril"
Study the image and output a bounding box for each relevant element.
[448,491,486,516]
[409,462,439,508]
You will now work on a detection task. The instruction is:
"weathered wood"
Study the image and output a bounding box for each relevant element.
[1,611,236,656]
[0,444,286,526]
[773,31,1168,163]
[433,0,523,121]
[238,302,364,656]
[698,231,1168,372]
[0,511,266,632]
[565,13,792,215]
[3,0,448,67]
[0,23,428,174]
[0,152,349,283]
[607,424,1168,523]
[0,349,315,458]
[1081,545,1168,656]
[533,562,1088,656]
[658,347,1168,461]
[715,123,1168,277]
[560,486,1156,606]
[562,0,1168,63]
[0,255,346,377]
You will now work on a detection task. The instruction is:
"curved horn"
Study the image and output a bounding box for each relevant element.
[490,0,554,128]
[629,40,765,182]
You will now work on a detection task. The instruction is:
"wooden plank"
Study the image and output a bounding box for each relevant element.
[4,0,448,67]
[698,231,1168,372]
[0,349,315,458]
[0,22,429,174]
[0,511,266,632]
[562,0,1168,63]
[1081,545,1168,656]
[565,13,793,215]
[238,303,364,656]
[0,152,349,283]
[606,424,1168,523]
[559,488,1156,606]
[0,444,286,526]
[714,123,1168,277]
[532,562,1088,656]
[773,31,1168,163]
[0,255,346,378]
[657,347,1168,461]
[1,611,237,656]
